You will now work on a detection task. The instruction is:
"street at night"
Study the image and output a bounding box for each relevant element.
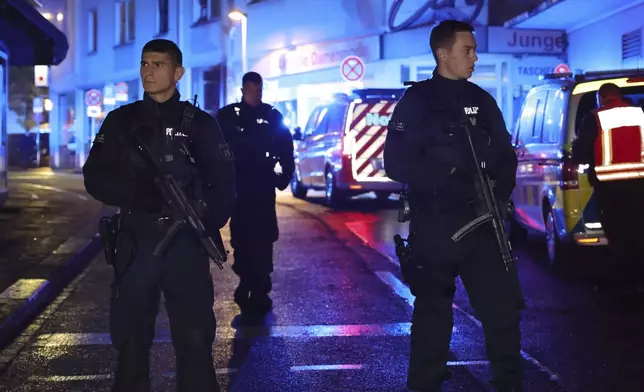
[3,0,644,391]
[0,176,642,391]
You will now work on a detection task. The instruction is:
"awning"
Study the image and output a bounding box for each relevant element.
[504,0,644,30]
[0,0,69,66]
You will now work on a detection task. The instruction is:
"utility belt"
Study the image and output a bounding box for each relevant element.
[97,209,172,267]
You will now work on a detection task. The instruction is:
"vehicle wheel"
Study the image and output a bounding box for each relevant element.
[544,203,569,272]
[325,171,345,208]
[290,175,307,199]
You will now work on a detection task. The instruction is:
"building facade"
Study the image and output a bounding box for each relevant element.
[49,0,235,169]
[505,0,644,73]
[231,0,566,136]
[0,0,69,205]
[50,0,567,169]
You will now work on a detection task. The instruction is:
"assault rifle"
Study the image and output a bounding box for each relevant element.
[128,126,228,270]
[449,110,515,271]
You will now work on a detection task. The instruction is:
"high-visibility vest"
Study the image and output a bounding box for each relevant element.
[592,100,644,182]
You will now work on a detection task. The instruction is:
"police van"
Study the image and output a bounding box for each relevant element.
[510,69,644,269]
[291,89,405,207]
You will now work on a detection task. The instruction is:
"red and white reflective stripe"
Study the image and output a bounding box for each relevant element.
[595,106,644,181]
[346,101,396,180]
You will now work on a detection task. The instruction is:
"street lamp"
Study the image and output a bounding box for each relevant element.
[228,10,248,74]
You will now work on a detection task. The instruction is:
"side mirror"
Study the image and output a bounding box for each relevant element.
[293,126,302,141]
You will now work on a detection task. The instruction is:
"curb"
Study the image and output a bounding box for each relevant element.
[0,235,102,351]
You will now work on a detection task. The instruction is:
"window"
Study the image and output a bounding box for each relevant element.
[542,89,564,144]
[515,93,537,146]
[88,10,97,53]
[193,0,220,22]
[416,66,434,81]
[622,29,642,61]
[115,0,135,45]
[532,91,547,140]
[313,107,329,135]
[210,0,221,19]
[157,0,169,34]
[326,104,348,132]
[303,108,321,138]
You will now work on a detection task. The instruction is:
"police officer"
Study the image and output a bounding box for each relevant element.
[83,39,235,392]
[572,83,644,288]
[383,21,522,392]
[217,72,294,322]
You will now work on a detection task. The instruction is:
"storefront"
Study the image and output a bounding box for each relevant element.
[249,24,566,131]
[249,35,399,128]
[0,0,68,204]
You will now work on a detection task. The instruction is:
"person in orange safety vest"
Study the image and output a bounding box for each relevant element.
[572,82,644,291]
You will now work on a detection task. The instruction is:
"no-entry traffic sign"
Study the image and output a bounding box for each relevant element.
[85,89,102,106]
[341,56,365,82]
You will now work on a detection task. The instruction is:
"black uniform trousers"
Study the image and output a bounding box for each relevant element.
[594,179,644,280]
[110,213,219,392]
[407,209,524,391]
[231,237,274,311]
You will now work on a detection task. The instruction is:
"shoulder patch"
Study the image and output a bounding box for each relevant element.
[93,133,105,144]
[219,143,234,161]
[388,120,407,133]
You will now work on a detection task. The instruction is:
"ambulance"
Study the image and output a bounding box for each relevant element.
[291,89,405,207]
[510,69,644,269]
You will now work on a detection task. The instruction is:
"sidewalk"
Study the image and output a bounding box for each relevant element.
[0,170,112,350]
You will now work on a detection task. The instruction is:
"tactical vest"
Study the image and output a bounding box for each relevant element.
[592,99,644,182]
[128,100,203,203]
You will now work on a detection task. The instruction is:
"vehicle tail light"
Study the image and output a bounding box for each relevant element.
[561,152,579,190]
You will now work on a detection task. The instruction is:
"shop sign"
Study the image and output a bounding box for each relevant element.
[263,36,380,77]
[34,65,48,87]
[513,57,563,85]
[387,0,488,32]
[488,27,567,54]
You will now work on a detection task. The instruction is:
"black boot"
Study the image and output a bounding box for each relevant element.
[112,340,151,392]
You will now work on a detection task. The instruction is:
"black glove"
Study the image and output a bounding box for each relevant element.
[274,173,290,190]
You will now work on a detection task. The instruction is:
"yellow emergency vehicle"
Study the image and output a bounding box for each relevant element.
[510,69,644,269]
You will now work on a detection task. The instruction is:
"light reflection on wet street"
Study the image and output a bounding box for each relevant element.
[0,189,642,391]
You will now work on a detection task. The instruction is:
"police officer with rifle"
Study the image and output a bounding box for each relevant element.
[84,39,235,392]
[384,21,524,392]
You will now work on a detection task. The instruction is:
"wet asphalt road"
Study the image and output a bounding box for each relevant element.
[0,187,642,391]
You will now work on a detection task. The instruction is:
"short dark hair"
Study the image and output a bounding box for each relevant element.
[142,39,183,66]
[598,83,622,99]
[242,71,263,86]
[429,20,475,61]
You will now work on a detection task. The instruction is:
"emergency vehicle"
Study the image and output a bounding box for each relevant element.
[291,89,405,207]
[510,69,644,269]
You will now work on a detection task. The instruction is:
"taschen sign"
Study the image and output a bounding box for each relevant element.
[387,0,488,32]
